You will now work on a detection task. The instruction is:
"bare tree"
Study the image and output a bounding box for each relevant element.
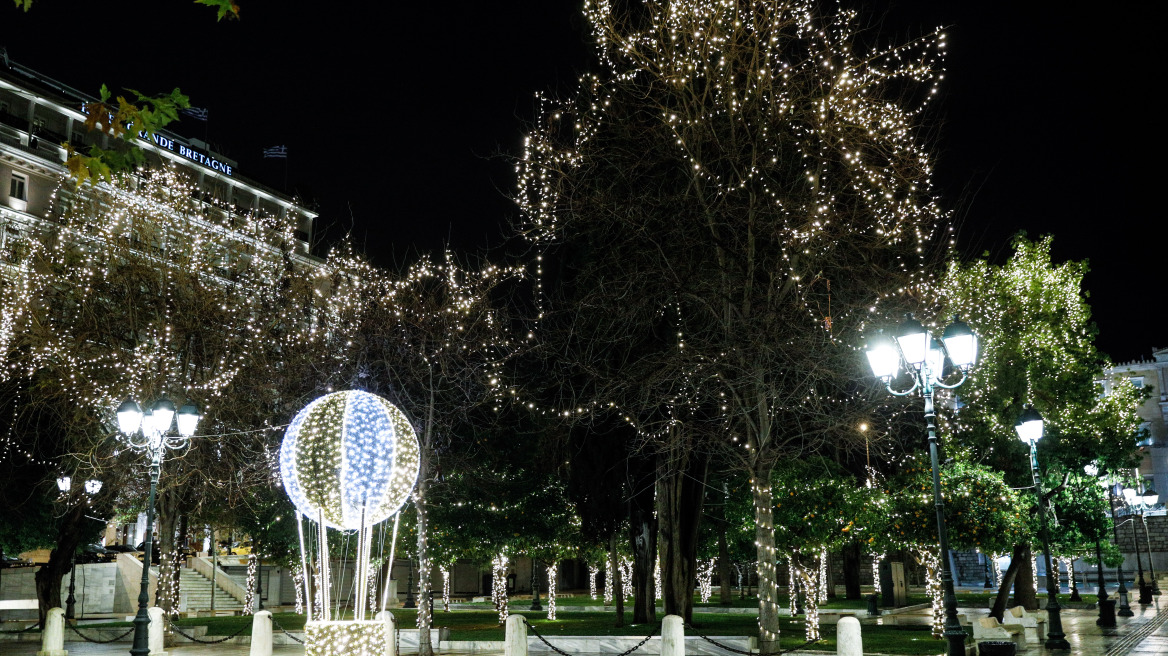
[516,1,949,648]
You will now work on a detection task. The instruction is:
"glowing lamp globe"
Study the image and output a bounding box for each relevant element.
[279,390,420,530]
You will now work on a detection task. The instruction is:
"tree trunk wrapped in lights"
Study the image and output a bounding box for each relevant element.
[516,2,951,649]
[492,553,509,624]
[698,559,715,603]
[546,564,558,620]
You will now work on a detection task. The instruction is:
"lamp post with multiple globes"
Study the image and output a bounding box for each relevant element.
[1120,486,1155,604]
[1130,487,1160,596]
[865,314,978,656]
[116,397,200,656]
[1013,407,1070,650]
[58,477,103,621]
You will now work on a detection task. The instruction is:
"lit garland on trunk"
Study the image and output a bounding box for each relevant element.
[603,564,614,604]
[698,558,714,603]
[917,550,943,639]
[546,564,558,620]
[589,565,599,600]
[817,549,828,603]
[244,554,258,614]
[492,554,509,624]
[872,554,883,594]
[442,569,451,612]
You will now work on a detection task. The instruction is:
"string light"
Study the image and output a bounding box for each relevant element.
[546,564,558,620]
[492,553,510,624]
[589,564,599,601]
[244,553,258,615]
[698,558,714,603]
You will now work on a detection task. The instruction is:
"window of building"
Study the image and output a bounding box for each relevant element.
[1136,421,1154,447]
[9,173,28,201]
[1130,376,1145,390]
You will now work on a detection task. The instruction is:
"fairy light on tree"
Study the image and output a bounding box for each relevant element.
[0,164,322,620]
[515,1,951,648]
[698,559,714,603]
[244,554,258,614]
[492,553,509,624]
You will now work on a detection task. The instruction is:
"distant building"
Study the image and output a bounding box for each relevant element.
[1104,347,1168,495]
[0,52,318,269]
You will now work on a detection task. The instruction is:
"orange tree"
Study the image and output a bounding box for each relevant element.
[870,457,1025,638]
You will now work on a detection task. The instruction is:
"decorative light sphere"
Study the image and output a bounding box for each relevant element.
[279,390,420,530]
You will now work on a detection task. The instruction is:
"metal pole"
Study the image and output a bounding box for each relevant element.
[209,527,216,614]
[65,555,77,621]
[1095,539,1115,627]
[130,449,161,656]
[1130,506,1151,604]
[530,559,542,611]
[1029,442,1070,649]
[1107,488,1133,616]
[1140,513,1160,595]
[296,513,312,617]
[923,387,966,656]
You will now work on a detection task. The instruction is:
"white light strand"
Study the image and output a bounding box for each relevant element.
[698,558,715,603]
[546,564,558,620]
[442,568,451,612]
[244,554,258,615]
[492,553,509,624]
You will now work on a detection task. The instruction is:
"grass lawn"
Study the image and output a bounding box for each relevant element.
[89,609,951,654]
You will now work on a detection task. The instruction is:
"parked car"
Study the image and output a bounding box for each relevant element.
[0,553,32,568]
[76,544,116,564]
[105,543,137,553]
[134,542,161,565]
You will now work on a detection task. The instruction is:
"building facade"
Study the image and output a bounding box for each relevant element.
[1104,347,1168,495]
[0,53,318,271]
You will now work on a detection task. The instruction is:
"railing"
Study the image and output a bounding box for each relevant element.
[190,556,249,605]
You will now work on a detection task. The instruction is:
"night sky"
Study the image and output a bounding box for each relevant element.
[2,1,1161,361]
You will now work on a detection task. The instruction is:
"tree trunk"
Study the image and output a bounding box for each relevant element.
[610,530,624,627]
[155,488,181,615]
[656,447,707,625]
[1014,544,1037,611]
[628,461,657,624]
[990,543,1029,620]
[842,541,861,600]
[751,463,780,654]
[415,460,433,656]
[718,522,733,606]
[34,503,86,626]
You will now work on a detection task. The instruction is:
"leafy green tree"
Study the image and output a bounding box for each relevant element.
[939,235,1146,618]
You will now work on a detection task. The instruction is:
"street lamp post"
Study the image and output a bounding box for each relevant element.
[61,477,103,621]
[117,397,201,656]
[865,314,978,656]
[1104,483,1134,616]
[1093,537,1115,627]
[1121,487,1153,604]
[1136,488,1160,596]
[530,559,542,611]
[1014,407,1070,650]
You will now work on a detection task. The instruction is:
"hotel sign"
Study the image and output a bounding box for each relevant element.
[140,131,234,177]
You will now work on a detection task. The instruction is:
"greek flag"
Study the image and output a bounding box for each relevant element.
[180,106,209,121]
[263,145,288,159]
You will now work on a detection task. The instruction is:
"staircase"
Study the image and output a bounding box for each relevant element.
[180,567,246,613]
